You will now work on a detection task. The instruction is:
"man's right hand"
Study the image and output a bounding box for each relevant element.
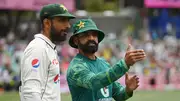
[125,44,146,67]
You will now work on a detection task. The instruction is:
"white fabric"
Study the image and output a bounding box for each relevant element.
[20,34,60,101]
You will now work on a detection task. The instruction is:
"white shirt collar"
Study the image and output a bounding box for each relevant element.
[34,34,56,49]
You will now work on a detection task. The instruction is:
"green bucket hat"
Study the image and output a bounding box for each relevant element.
[40,4,75,21]
[69,19,105,48]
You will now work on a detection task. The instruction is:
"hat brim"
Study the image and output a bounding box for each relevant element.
[69,29,105,48]
[51,12,75,19]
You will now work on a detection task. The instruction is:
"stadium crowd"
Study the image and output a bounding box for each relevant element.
[0,29,180,92]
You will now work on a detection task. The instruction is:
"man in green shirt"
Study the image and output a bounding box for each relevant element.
[67,19,146,101]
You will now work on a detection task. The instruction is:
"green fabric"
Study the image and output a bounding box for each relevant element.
[67,53,132,101]
[39,4,75,21]
[69,19,105,48]
[112,82,133,101]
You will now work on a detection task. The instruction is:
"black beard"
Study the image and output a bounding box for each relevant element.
[50,25,67,43]
[78,40,98,54]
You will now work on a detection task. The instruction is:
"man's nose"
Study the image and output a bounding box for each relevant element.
[89,34,95,40]
[66,22,71,29]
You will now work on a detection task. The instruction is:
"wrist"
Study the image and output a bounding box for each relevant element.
[123,59,130,69]
[125,87,133,95]
[124,87,133,98]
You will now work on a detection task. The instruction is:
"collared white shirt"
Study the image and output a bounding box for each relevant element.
[20,34,60,101]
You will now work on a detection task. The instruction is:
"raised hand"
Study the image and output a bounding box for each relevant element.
[125,44,146,67]
[125,73,139,93]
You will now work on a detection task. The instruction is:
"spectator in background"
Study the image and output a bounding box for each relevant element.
[60,56,70,74]
[1,62,14,91]
[0,39,4,68]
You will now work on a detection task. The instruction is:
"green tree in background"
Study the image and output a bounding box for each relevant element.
[85,0,119,12]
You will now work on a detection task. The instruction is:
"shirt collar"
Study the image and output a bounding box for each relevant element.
[34,34,56,49]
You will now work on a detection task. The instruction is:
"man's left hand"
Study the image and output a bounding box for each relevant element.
[125,73,139,94]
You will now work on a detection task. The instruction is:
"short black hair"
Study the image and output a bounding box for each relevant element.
[41,17,53,29]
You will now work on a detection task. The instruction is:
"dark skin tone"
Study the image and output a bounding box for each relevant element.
[73,30,145,94]
[42,16,71,41]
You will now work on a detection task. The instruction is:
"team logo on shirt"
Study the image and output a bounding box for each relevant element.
[52,59,59,65]
[54,74,60,84]
[32,59,40,68]
[100,86,109,97]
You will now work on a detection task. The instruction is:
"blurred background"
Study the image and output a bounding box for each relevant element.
[0,0,180,101]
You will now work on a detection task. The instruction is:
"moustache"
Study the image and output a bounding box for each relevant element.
[86,40,98,46]
[60,28,69,33]
[51,26,69,34]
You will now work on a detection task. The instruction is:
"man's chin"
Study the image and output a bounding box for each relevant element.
[83,51,97,54]
[83,49,98,54]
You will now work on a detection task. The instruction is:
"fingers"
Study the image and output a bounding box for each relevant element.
[134,58,146,62]
[126,49,144,53]
[132,75,138,80]
[133,55,146,59]
[126,74,140,91]
[127,75,140,90]
[135,85,139,89]
[132,75,139,84]
[125,49,146,67]
[130,55,146,62]
[136,77,139,82]
[126,50,146,57]
[131,49,144,53]
[133,76,139,89]
[133,75,139,80]
[136,78,139,84]
[126,44,132,51]
[127,52,146,57]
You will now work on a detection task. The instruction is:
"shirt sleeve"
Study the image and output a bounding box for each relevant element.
[68,59,129,90]
[21,46,49,99]
[112,82,133,101]
[21,92,42,101]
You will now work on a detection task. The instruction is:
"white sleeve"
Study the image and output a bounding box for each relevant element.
[22,92,42,101]
[21,46,49,100]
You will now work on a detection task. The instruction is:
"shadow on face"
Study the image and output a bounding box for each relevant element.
[76,30,98,45]
[51,16,71,32]
[43,16,71,42]
[73,30,99,54]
